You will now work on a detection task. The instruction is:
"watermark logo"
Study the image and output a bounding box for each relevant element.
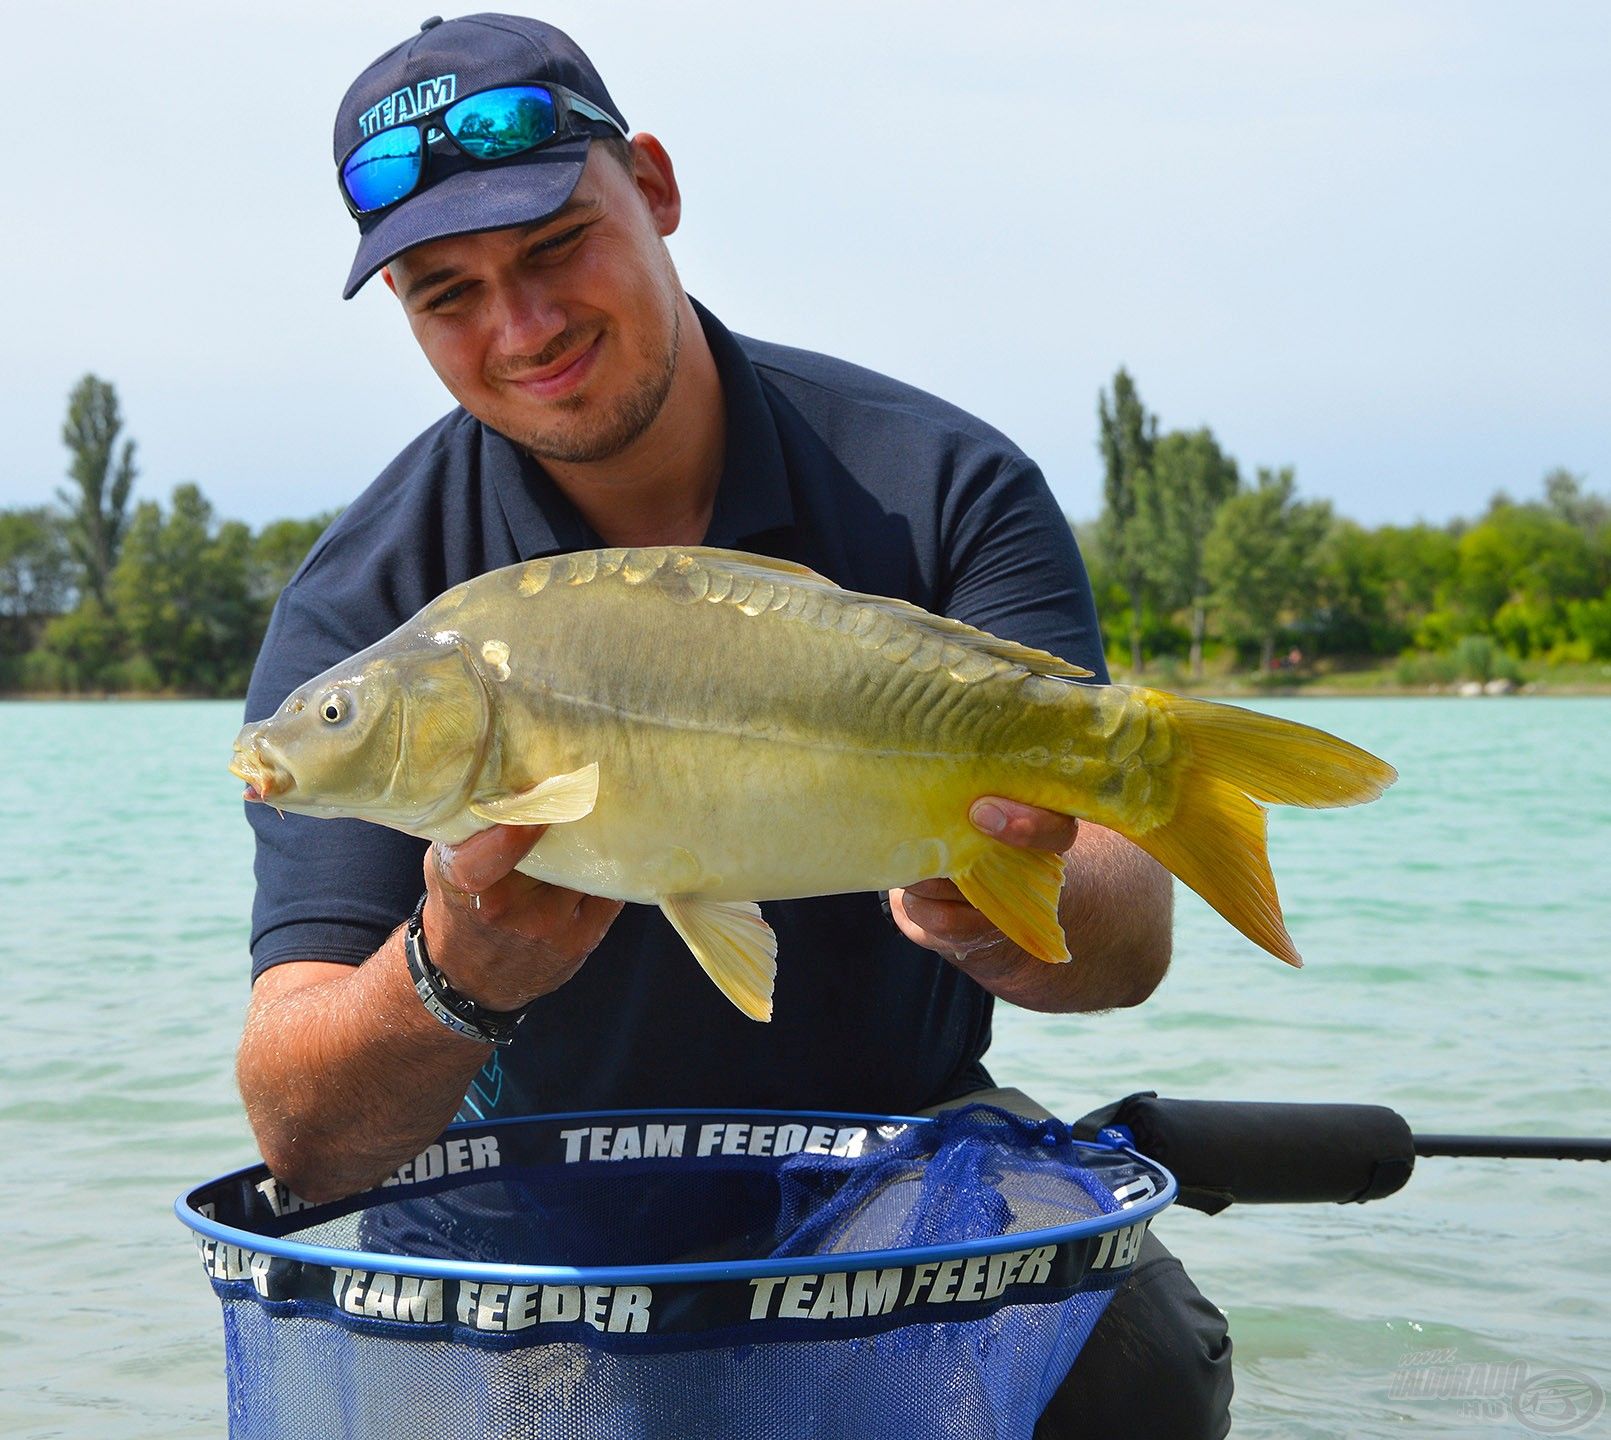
[1513,1371,1607,1436]
[1391,1348,1604,1434]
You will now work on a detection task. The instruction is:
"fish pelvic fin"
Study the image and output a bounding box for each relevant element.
[468,762,600,826]
[660,897,779,1022]
[1122,695,1397,967]
[952,845,1071,964]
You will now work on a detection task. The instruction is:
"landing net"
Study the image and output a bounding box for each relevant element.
[178,1103,1174,1439]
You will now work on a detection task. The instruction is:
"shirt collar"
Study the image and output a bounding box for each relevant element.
[486,297,794,560]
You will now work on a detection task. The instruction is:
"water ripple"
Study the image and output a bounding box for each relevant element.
[2,697,1608,1437]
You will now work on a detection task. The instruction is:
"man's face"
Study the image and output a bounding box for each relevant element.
[385,142,683,467]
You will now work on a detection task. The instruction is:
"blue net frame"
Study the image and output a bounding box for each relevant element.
[178,1104,1175,1439]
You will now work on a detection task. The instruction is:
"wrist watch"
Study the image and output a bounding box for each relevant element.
[403,892,533,1047]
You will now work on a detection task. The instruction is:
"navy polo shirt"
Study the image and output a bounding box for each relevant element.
[244,300,1109,1119]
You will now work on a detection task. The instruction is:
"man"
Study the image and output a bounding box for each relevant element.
[239,14,1231,1435]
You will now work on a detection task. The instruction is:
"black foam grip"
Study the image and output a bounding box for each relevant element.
[1076,1094,1416,1214]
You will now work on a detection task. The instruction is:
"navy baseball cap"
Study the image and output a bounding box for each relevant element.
[335,14,628,299]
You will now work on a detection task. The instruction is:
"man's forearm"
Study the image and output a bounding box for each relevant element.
[238,829,620,1205]
[952,823,1173,1012]
[237,929,492,1204]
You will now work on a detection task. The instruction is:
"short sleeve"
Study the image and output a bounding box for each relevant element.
[937,458,1111,683]
[243,585,428,980]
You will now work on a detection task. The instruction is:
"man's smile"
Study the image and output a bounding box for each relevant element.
[499,333,604,400]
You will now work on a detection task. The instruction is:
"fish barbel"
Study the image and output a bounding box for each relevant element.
[231,546,1396,1020]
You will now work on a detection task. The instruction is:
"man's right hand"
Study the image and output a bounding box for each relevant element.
[239,825,624,1203]
[423,824,625,1012]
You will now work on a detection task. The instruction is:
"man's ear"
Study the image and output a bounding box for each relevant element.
[628,133,682,237]
[381,266,398,296]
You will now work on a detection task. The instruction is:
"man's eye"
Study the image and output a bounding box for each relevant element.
[425,282,471,311]
[530,225,586,258]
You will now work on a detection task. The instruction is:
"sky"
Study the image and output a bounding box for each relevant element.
[4,0,1607,530]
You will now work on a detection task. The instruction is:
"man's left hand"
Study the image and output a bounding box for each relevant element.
[888,797,1077,961]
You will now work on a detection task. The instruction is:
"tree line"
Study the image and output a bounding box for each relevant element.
[1087,368,1611,685]
[2,372,1608,697]
[0,376,332,695]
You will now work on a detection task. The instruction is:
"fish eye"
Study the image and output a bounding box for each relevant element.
[319,690,351,725]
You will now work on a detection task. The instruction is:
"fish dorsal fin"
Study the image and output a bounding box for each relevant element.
[469,763,599,826]
[513,547,835,600]
[846,598,1096,681]
[677,547,836,585]
[675,549,1094,682]
[660,896,778,1022]
[521,545,1092,682]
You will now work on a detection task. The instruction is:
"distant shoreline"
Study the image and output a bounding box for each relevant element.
[1,691,228,702]
[1164,681,1611,699]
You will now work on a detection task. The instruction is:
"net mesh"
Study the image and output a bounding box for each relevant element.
[220,1300,1110,1439]
[187,1106,1170,1440]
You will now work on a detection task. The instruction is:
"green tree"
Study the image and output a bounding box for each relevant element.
[109,484,258,693]
[1311,519,1396,656]
[38,595,123,691]
[1096,368,1158,676]
[1542,467,1609,535]
[0,507,73,661]
[1439,501,1596,653]
[1203,467,1332,671]
[1309,520,1462,658]
[1375,524,1460,642]
[1566,594,1611,659]
[1144,428,1240,677]
[251,512,338,603]
[58,374,138,602]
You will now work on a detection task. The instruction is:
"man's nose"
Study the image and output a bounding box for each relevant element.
[491,281,567,357]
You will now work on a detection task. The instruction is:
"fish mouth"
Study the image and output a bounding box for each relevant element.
[230,745,292,804]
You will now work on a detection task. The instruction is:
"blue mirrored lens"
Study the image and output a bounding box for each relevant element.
[343,128,423,213]
[443,86,558,159]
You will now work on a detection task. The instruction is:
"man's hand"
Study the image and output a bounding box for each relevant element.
[423,824,625,1011]
[889,797,1173,1012]
[889,798,1078,961]
[238,826,624,1203]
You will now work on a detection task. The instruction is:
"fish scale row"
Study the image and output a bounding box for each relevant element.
[475,547,1171,808]
[505,548,1171,788]
[514,547,1022,686]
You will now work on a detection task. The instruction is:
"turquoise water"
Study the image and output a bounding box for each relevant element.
[1,698,1607,1438]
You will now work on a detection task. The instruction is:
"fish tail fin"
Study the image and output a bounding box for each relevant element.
[1117,695,1397,966]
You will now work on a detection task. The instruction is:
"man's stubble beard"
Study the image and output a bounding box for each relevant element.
[512,303,683,468]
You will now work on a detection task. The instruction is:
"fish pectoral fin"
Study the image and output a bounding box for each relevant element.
[660,896,778,1023]
[468,762,600,826]
[953,845,1071,964]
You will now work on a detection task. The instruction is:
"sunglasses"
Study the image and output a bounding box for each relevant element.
[340,82,627,217]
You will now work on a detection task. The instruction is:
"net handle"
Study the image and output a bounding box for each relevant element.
[1076,1094,1610,1215]
[1412,1133,1611,1161]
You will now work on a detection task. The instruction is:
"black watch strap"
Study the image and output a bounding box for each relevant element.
[403,892,532,1047]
